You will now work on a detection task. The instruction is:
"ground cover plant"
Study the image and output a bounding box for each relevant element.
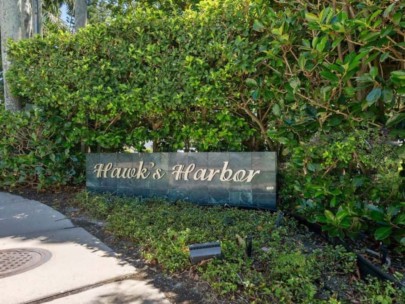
[281,129,404,251]
[71,191,404,303]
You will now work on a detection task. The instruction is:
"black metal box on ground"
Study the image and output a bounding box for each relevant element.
[189,242,221,264]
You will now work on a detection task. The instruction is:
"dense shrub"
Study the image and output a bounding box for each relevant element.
[0,107,83,188]
[7,0,403,152]
[72,192,404,303]
[281,129,404,247]
[2,0,404,245]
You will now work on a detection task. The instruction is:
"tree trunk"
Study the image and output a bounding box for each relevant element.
[74,0,87,31]
[0,0,33,111]
[32,0,42,36]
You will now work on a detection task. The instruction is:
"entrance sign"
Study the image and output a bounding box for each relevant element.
[86,152,276,210]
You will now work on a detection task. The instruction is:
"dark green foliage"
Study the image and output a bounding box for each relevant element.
[0,107,83,188]
[281,129,404,248]
[73,192,404,303]
[8,0,403,154]
[1,0,404,246]
[7,6,254,152]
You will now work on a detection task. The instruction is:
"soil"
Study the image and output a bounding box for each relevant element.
[7,186,214,304]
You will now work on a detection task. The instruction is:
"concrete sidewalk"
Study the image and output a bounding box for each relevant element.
[0,192,170,304]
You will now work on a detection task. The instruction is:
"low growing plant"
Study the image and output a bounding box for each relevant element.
[72,192,405,303]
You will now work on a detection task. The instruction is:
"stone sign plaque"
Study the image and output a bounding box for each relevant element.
[86,152,276,210]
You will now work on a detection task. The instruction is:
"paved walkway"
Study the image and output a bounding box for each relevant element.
[0,192,170,304]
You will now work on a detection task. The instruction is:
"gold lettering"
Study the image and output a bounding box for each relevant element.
[111,167,121,178]
[129,168,137,178]
[172,164,195,180]
[206,169,220,181]
[93,164,103,178]
[121,168,129,178]
[136,161,151,179]
[93,163,113,178]
[219,161,233,181]
[194,168,207,181]
[93,160,261,183]
[244,170,261,182]
[184,164,195,180]
[233,170,247,182]
[153,168,165,180]
[172,164,185,180]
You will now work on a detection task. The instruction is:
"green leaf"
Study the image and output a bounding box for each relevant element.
[374,226,392,241]
[370,67,378,79]
[298,54,307,70]
[327,116,342,127]
[271,22,285,36]
[382,89,393,103]
[330,196,338,208]
[386,113,405,127]
[251,89,260,100]
[357,74,374,84]
[383,3,396,18]
[394,214,405,226]
[380,52,390,62]
[316,36,328,52]
[347,52,368,71]
[387,206,400,218]
[272,104,281,116]
[331,37,344,48]
[359,31,380,43]
[289,78,301,93]
[324,210,335,222]
[245,78,258,87]
[380,26,394,38]
[253,20,265,32]
[305,12,318,23]
[320,70,339,83]
[369,10,382,22]
[392,12,401,25]
[366,88,381,106]
[390,70,405,86]
[336,209,348,222]
[352,177,364,188]
[50,154,56,162]
[307,163,320,172]
[330,189,342,196]
[302,39,311,48]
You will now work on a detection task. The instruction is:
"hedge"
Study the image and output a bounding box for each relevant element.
[2,0,404,246]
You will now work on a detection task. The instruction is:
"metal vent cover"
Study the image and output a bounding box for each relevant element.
[0,248,52,278]
[189,241,221,264]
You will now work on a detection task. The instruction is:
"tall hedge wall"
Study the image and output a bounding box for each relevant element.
[7,0,404,152]
[1,0,404,245]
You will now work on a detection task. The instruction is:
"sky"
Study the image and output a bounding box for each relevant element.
[60,4,69,24]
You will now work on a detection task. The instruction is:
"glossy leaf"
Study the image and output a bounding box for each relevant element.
[374,227,392,241]
[366,88,381,106]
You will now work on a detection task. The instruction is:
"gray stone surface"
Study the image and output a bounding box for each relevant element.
[87,152,277,210]
[0,192,169,304]
[0,228,135,304]
[0,193,74,237]
[47,279,171,304]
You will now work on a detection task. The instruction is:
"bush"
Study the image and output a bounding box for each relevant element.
[3,0,404,245]
[8,1,403,153]
[281,129,404,247]
[0,107,83,188]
